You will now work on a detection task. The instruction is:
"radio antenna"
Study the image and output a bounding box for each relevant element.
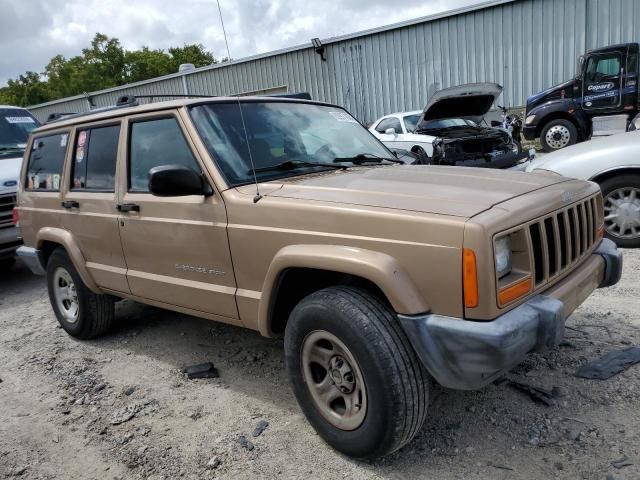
[216,0,262,203]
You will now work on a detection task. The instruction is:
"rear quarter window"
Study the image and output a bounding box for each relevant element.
[26,132,69,191]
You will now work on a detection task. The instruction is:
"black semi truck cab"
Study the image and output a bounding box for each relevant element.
[524,43,639,151]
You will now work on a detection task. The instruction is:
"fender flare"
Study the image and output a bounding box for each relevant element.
[588,165,640,182]
[257,244,429,336]
[36,227,102,294]
[530,102,589,138]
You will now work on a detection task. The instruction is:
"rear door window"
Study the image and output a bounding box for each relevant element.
[26,132,68,191]
[128,117,200,192]
[71,125,120,191]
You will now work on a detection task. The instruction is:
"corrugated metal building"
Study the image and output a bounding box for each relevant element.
[27,0,640,123]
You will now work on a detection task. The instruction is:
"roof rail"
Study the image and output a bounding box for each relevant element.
[44,96,141,124]
[43,91,313,124]
[46,112,78,123]
[270,92,312,100]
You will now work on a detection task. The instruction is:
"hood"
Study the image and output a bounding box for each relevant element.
[419,83,503,123]
[526,130,640,179]
[0,154,23,195]
[526,78,578,111]
[267,166,570,218]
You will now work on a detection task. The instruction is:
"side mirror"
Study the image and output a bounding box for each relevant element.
[148,164,213,197]
[384,127,397,135]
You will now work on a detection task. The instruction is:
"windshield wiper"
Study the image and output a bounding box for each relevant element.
[248,159,348,174]
[333,153,403,165]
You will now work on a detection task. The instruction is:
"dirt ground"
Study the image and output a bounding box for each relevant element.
[1,250,638,480]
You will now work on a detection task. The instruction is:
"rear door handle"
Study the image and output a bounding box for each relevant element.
[61,200,79,209]
[117,203,140,213]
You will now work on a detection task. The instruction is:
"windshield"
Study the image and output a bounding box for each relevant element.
[0,108,39,154]
[418,118,477,131]
[190,101,391,186]
[403,114,420,133]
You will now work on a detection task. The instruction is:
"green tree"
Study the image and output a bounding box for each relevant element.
[168,44,216,70]
[124,47,175,83]
[0,72,51,106]
[2,33,219,105]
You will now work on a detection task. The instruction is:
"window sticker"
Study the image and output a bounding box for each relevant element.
[78,131,87,147]
[329,111,359,123]
[45,175,53,190]
[33,174,40,189]
[5,116,35,124]
[76,146,84,162]
[52,174,61,190]
[60,134,68,148]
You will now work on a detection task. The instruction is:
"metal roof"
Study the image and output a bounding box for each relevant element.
[27,0,516,110]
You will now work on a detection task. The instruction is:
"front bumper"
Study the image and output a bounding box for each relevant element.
[523,125,537,140]
[16,246,46,275]
[398,238,622,390]
[0,226,21,259]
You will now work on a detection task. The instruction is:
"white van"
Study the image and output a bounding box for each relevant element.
[1,106,40,267]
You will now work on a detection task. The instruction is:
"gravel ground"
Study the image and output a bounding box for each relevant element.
[1,250,638,480]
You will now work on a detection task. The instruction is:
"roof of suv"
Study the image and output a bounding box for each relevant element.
[33,96,335,134]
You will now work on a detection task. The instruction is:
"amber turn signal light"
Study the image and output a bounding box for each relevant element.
[597,225,605,239]
[498,277,532,305]
[463,248,478,308]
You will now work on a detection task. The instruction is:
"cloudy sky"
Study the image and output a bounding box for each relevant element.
[0,0,484,85]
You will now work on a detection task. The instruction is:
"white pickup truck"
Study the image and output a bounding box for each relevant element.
[0,106,40,268]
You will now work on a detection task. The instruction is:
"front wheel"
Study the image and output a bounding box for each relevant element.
[411,146,429,164]
[284,286,429,459]
[601,175,640,248]
[540,119,578,152]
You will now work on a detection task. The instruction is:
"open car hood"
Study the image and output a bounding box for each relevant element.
[418,83,503,123]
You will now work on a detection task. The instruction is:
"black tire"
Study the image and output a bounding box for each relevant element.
[46,247,114,339]
[512,139,522,154]
[0,257,16,271]
[284,286,429,459]
[600,174,640,248]
[411,146,429,164]
[540,119,578,152]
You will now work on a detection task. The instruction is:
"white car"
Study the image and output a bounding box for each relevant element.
[369,83,530,170]
[526,130,640,248]
[0,105,40,267]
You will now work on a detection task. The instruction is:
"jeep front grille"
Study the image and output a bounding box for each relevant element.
[528,195,600,287]
[0,194,16,229]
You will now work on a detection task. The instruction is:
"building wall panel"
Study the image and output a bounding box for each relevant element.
[28,0,640,124]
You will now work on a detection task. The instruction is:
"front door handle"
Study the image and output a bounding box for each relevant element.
[61,200,79,209]
[117,203,140,213]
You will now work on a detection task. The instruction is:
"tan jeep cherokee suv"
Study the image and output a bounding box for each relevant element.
[16,96,622,459]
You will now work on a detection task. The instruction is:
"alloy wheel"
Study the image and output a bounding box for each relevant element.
[52,267,79,324]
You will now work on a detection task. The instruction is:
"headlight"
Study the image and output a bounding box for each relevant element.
[495,235,512,279]
[525,114,536,125]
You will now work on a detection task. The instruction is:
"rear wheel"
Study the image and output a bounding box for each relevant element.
[284,286,429,459]
[46,248,114,338]
[601,175,640,248]
[540,119,578,152]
